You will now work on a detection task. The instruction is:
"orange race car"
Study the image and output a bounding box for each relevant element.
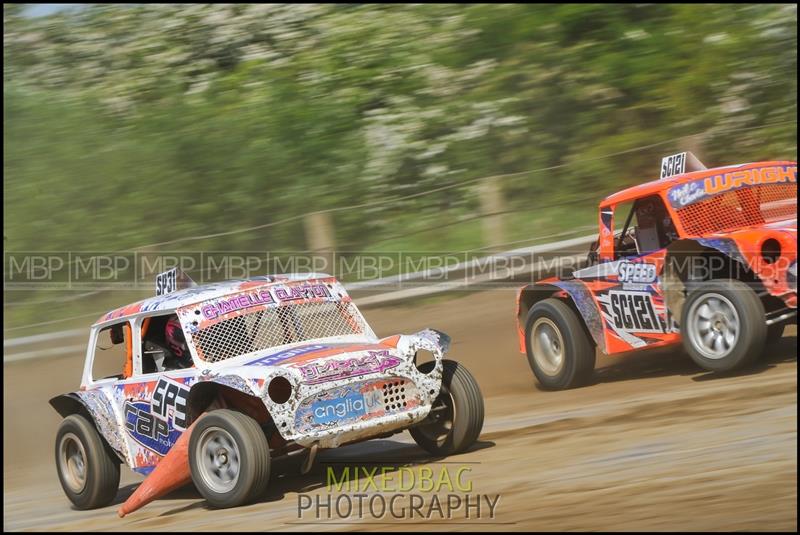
[516,154,797,389]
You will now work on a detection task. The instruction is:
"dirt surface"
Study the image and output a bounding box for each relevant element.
[3,289,797,531]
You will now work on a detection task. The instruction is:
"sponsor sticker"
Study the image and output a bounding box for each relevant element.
[303,386,385,428]
[297,350,401,384]
[124,400,182,455]
[247,344,331,367]
[617,261,657,284]
[668,165,796,208]
[311,390,368,425]
[201,289,275,320]
[194,282,333,322]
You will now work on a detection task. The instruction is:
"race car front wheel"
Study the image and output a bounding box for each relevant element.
[189,409,271,509]
[55,414,121,510]
[525,298,596,390]
[410,360,484,456]
[681,279,766,372]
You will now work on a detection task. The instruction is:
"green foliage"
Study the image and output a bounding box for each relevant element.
[3,3,797,257]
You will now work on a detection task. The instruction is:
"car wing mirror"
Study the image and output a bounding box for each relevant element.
[109,324,125,345]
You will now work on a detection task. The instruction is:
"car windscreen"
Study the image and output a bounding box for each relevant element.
[178,281,374,363]
[667,165,796,236]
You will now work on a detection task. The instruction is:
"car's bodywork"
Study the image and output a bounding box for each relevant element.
[51,274,449,475]
[516,160,797,356]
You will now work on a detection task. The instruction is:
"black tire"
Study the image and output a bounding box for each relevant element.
[524,298,596,390]
[189,409,271,509]
[766,321,785,344]
[409,360,484,456]
[55,414,121,510]
[681,279,766,372]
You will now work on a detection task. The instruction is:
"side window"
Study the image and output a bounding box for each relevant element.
[614,196,677,259]
[139,314,194,374]
[635,195,677,254]
[613,201,638,259]
[92,322,130,381]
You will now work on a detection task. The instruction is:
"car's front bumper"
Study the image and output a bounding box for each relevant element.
[259,330,448,449]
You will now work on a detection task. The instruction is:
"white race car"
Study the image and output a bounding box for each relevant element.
[51,271,484,509]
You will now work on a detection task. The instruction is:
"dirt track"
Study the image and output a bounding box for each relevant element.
[3,289,797,531]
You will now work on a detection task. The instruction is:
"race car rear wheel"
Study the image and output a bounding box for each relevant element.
[189,409,271,508]
[410,360,484,456]
[55,414,121,510]
[681,279,766,372]
[525,298,596,390]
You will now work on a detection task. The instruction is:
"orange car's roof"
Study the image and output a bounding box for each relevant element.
[599,160,797,207]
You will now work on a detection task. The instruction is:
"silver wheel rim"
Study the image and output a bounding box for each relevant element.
[59,432,87,493]
[531,317,564,376]
[686,293,740,360]
[196,427,241,494]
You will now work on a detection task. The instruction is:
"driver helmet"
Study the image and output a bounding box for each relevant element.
[165,315,192,367]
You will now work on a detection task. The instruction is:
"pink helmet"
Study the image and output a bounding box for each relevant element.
[165,316,188,359]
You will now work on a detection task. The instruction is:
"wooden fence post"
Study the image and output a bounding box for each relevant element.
[303,212,336,275]
[479,176,506,249]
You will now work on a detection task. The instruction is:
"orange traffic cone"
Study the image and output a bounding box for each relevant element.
[118,420,197,517]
